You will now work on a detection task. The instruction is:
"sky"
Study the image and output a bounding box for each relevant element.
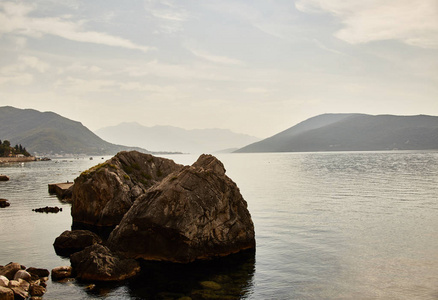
[0,0,437,138]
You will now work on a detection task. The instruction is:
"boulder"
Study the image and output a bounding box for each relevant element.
[0,175,9,182]
[0,199,10,208]
[53,230,102,256]
[71,151,184,227]
[0,263,23,280]
[51,266,72,281]
[70,244,140,282]
[107,154,256,263]
[0,286,13,300]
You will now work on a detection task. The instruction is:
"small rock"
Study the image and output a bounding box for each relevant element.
[51,266,72,281]
[0,286,14,300]
[32,206,62,213]
[26,268,49,279]
[14,270,31,282]
[7,280,19,288]
[0,275,9,287]
[17,279,29,292]
[29,285,46,297]
[0,199,10,208]
[10,286,28,300]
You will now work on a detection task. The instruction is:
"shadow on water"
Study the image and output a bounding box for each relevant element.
[81,249,256,300]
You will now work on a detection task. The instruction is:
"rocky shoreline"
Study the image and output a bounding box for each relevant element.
[0,263,49,300]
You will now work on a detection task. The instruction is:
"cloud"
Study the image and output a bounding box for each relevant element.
[143,0,188,33]
[0,1,151,52]
[0,73,33,85]
[0,55,49,85]
[187,48,243,65]
[295,0,438,48]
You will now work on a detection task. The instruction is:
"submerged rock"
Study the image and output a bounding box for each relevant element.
[71,151,183,227]
[53,230,102,256]
[70,244,140,281]
[107,154,255,263]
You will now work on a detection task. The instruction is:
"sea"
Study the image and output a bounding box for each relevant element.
[1,151,438,300]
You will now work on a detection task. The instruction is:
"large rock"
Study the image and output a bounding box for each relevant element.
[71,151,183,227]
[107,154,256,263]
[70,244,140,281]
[53,230,102,256]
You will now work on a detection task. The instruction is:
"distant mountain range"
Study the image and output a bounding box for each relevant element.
[0,106,148,156]
[95,123,260,154]
[235,113,438,153]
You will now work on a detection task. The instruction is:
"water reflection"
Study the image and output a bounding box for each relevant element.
[123,250,255,299]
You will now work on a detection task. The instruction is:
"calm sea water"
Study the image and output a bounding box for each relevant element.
[1,152,438,299]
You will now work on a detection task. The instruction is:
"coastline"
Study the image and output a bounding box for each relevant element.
[0,156,37,163]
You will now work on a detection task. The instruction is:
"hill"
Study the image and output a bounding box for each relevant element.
[0,106,148,156]
[95,123,260,154]
[235,113,438,153]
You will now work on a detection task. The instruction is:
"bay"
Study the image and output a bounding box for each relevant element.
[1,151,438,299]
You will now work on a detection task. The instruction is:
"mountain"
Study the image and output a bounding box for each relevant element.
[0,106,148,156]
[95,123,260,154]
[235,113,438,153]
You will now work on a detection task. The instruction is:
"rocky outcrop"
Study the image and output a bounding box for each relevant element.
[71,151,183,227]
[0,263,48,299]
[107,154,256,263]
[70,244,140,281]
[54,230,102,256]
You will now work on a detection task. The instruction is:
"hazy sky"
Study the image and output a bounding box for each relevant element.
[0,0,437,138]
